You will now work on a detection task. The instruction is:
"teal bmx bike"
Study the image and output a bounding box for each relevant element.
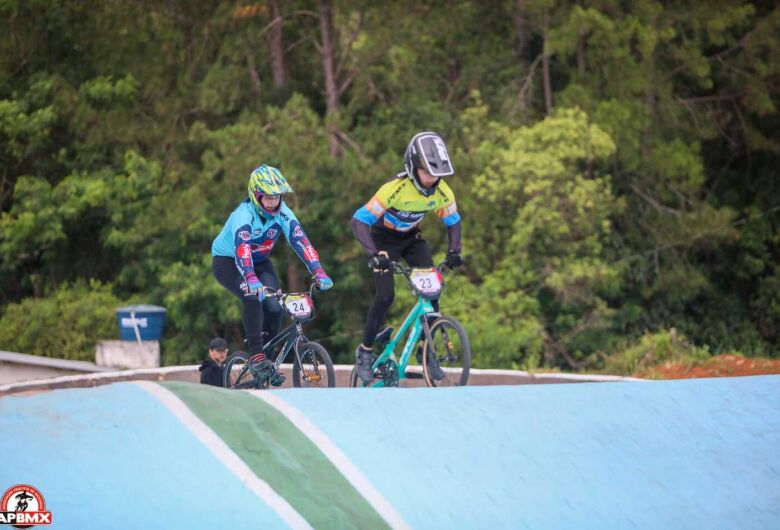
[350,261,471,387]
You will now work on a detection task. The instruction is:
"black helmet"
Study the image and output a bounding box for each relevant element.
[403,131,454,197]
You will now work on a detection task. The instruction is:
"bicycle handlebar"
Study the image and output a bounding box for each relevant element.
[389,260,451,277]
[260,276,321,300]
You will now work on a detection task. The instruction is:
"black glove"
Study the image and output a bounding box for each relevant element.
[444,250,463,269]
[368,252,392,272]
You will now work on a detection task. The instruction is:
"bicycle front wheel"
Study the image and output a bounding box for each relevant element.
[293,341,336,388]
[223,351,256,389]
[349,365,360,387]
[422,315,471,387]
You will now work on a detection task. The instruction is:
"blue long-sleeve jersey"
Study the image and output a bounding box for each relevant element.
[212,199,323,278]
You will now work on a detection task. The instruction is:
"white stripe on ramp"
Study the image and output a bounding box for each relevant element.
[134,381,312,530]
[252,391,412,530]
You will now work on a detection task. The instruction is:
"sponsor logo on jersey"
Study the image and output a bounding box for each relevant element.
[304,245,319,262]
[238,230,251,241]
[292,226,304,238]
[238,243,253,266]
[391,209,424,221]
[298,241,319,263]
[253,240,275,253]
[387,181,407,202]
[266,228,277,238]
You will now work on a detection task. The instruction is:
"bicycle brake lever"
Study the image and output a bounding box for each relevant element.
[261,286,281,298]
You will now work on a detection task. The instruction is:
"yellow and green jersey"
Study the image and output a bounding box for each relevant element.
[353,176,461,232]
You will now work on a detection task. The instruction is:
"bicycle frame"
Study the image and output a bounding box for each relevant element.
[264,320,307,371]
[368,287,437,388]
[264,283,318,370]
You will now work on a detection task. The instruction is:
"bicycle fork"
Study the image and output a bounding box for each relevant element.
[289,324,323,384]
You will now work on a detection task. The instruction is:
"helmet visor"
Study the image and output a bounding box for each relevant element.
[415,134,454,178]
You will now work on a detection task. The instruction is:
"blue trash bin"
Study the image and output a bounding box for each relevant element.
[116,305,167,342]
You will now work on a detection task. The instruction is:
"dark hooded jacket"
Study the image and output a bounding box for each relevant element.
[199,359,224,387]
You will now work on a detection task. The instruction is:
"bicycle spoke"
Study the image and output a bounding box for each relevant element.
[423,317,471,387]
[293,342,335,388]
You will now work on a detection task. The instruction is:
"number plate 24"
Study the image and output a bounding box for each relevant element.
[283,294,314,319]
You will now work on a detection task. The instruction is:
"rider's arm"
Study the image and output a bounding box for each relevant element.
[279,204,325,274]
[436,186,462,253]
[351,217,378,256]
[233,223,256,278]
[445,220,462,254]
[351,185,391,255]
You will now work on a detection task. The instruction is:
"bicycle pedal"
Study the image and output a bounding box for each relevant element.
[374,326,394,346]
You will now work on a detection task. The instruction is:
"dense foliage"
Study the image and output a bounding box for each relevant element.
[1,1,778,370]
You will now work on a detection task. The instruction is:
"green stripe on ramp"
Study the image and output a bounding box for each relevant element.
[162,382,390,530]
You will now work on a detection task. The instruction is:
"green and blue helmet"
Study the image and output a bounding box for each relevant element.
[248,164,293,214]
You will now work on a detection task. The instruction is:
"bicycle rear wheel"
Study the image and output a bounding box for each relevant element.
[422,315,471,387]
[223,351,256,389]
[293,341,336,388]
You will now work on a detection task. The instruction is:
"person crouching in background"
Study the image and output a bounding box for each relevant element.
[200,337,228,387]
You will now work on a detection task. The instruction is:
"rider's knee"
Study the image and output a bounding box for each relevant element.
[263,298,282,314]
[242,296,262,309]
[374,293,394,309]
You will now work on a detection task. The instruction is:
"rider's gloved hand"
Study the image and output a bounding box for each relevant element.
[444,250,463,269]
[313,268,333,291]
[368,251,392,272]
[243,273,264,299]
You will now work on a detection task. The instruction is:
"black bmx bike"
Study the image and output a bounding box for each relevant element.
[223,282,336,389]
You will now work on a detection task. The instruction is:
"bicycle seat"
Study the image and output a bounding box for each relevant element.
[374,326,393,346]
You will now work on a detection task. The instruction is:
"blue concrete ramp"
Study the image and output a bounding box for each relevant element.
[1,376,779,529]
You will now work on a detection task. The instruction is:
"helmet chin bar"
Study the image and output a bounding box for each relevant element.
[254,191,283,215]
[260,204,281,215]
[410,169,439,197]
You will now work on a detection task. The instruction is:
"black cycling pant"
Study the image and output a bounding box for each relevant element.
[362,228,439,347]
[212,256,282,355]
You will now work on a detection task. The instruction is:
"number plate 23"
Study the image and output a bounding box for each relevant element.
[409,268,442,298]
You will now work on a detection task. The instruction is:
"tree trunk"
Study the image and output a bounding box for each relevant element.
[268,0,287,89]
[318,0,340,156]
[542,15,554,115]
[577,20,586,75]
[245,47,262,104]
[513,0,527,63]
[513,0,534,115]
